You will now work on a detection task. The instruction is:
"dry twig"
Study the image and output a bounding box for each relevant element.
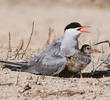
[8,32,12,52]
[42,27,53,50]
[92,40,110,73]
[6,32,12,60]
[14,40,24,59]
[15,73,20,86]
[21,21,35,58]
[0,83,14,86]
[52,29,57,43]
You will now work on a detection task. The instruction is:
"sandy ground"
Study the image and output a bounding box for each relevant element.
[0,0,110,100]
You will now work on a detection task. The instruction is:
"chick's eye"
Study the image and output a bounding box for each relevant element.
[86,47,91,50]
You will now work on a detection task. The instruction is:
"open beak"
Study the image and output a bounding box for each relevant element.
[78,26,89,33]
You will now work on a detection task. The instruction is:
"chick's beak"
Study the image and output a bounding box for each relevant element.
[90,49,101,53]
[78,26,89,33]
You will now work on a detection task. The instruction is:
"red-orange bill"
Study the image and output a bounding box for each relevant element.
[79,26,90,33]
[80,26,88,29]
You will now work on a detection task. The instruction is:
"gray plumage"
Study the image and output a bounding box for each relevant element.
[23,41,67,75]
[0,22,89,76]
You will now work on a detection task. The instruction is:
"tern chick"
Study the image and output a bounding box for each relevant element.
[60,44,99,78]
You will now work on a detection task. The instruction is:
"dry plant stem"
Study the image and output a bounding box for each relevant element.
[52,33,56,43]
[8,32,12,52]
[52,29,57,43]
[91,60,96,72]
[6,51,9,60]
[80,71,83,78]
[92,40,110,73]
[42,27,53,50]
[47,27,53,45]
[21,21,34,58]
[94,40,110,47]
[92,53,110,72]
[15,73,20,86]
[6,32,12,60]
[14,40,24,59]
[0,83,14,86]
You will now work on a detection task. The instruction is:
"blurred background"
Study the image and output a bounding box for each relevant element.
[0,0,110,50]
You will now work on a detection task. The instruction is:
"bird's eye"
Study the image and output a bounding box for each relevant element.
[86,47,91,50]
[77,28,81,31]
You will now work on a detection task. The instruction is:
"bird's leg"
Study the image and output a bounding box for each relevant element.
[71,74,75,78]
[57,74,60,77]
[79,71,83,78]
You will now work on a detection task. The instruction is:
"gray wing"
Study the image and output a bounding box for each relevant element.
[23,41,67,75]
[76,55,91,65]
[34,55,67,75]
[70,53,91,65]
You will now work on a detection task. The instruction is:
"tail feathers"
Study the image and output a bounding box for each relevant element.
[0,60,38,74]
[0,60,28,71]
[3,64,22,71]
[0,60,27,66]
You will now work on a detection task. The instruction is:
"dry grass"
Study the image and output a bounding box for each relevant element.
[0,25,110,100]
[0,21,58,62]
[42,27,56,50]
[14,40,24,59]
[0,1,110,99]
[8,32,12,52]
[1,21,109,70]
[21,21,35,58]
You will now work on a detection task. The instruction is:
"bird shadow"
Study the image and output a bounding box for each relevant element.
[81,70,110,78]
[59,70,110,78]
[3,64,110,78]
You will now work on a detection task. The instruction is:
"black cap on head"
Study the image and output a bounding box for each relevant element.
[64,22,82,31]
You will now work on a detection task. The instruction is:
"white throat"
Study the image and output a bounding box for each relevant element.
[62,29,80,48]
[60,29,80,56]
